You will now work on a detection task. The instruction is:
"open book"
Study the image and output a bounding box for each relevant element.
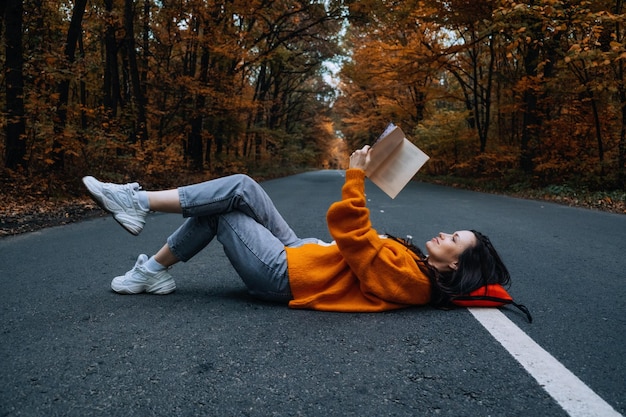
[365,123,430,199]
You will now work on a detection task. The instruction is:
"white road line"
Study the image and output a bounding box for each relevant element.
[469,308,623,417]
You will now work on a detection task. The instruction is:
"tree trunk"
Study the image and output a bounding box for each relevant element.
[124,0,148,143]
[478,34,495,153]
[52,0,88,170]
[520,39,541,173]
[408,85,425,123]
[103,0,121,116]
[141,0,150,95]
[252,61,271,160]
[188,46,210,170]
[4,0,28,169]
[614,0,625,188]
[588,94,604,162]
[618,83,626,188]
[4,0,27,171]
[78,32,88,133]
[0,0,5,36]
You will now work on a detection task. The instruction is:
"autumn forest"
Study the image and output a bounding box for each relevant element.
[2,0,626,204]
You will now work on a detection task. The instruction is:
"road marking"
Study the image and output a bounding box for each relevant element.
[469,308,623,417]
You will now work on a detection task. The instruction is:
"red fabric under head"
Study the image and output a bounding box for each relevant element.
[451,284,513,307]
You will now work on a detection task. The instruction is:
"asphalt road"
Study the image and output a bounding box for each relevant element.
[1,170,624,417]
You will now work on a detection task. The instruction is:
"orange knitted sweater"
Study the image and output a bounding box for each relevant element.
[286,169,432,312]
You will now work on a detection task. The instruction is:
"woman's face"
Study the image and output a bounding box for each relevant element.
[425,231,476,272]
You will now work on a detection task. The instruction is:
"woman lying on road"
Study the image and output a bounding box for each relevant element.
[83,145,519,314]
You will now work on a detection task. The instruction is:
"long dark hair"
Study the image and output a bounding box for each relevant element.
[387,231,510,307]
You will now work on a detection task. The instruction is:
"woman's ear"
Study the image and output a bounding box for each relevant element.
[449,261,459,271]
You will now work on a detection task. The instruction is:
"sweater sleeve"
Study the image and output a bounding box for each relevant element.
[325,169,431,306]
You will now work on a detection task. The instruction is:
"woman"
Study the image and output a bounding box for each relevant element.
[83,145,512,313]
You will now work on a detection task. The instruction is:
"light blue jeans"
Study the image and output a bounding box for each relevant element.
[166,174,316,302]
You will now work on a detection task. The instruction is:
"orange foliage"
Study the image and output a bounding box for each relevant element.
[1,0,625,193]
[333,0,626,190]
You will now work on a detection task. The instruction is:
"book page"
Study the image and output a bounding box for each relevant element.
[365,125,405,175]
[367,136,430,199]
[372,122,397,147]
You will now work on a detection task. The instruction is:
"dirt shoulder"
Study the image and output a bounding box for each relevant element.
[1,178,624,238]
[0,197,105,237]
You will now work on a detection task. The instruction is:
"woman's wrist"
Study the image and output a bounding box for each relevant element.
[349,145,371,170]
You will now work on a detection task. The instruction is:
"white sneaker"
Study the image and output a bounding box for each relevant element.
[82,176,148,236]
[111,254,176,295]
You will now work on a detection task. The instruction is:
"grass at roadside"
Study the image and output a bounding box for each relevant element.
[425,175,626,215]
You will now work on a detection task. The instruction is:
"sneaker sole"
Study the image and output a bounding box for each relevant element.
[111,281,176,295]
[146,280,177,295]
